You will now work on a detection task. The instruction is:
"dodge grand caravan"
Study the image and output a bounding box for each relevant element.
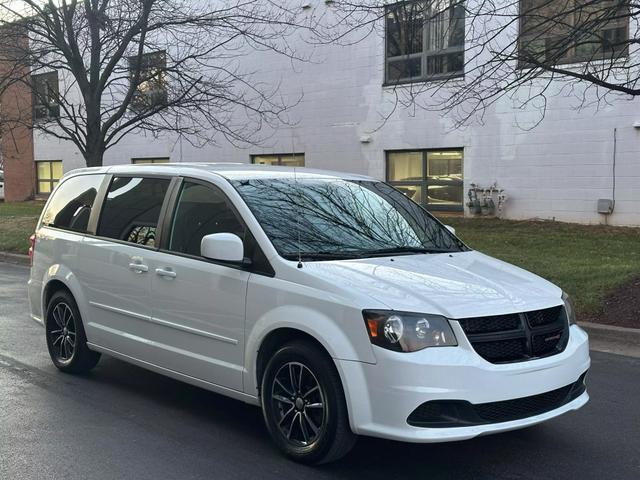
[28,164,590,464]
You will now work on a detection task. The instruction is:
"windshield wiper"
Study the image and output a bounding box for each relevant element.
[283,251,363,261]
[284,246,457,262]
[359,246,455,257]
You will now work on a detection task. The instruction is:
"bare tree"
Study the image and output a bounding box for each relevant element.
[325,0,639,126]
[0,0,313,167]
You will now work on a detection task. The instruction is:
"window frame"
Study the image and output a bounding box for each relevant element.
[37,173,108,235]
[385,148,464,212]
[250,153,305,167]
[128,50,168,111]
[94,174,177,251]
[39,173,273,275]
[32,71,60,121]
[157,176,275,276]
[36,160,63,195]
[517,0,630,68]
[132,157,170,164]
[384,0,466,86]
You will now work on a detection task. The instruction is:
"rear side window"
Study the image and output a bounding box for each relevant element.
[169,181,245,257]
[41,174,104,233]
[97,177,170,247]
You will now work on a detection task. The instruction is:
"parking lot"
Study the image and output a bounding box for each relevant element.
[1,262,638,480]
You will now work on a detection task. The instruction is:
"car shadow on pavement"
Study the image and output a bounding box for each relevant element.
[68,355,594,480]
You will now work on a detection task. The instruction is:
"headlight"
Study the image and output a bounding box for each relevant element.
[562,291,577,325]
[363,310,457,352]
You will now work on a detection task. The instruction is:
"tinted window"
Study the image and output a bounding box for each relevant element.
[97,177,170,247]
[169,181,245,257]
[41,174,104,233]
[232,178,465,260]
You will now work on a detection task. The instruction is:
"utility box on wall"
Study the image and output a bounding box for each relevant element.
[597,199,614,215]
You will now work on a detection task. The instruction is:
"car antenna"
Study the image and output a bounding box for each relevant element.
[292,135,303,269]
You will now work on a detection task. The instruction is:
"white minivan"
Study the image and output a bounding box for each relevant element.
[28,164,590,464]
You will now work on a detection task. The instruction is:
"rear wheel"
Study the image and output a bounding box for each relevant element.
[45,290,100,373]
[261,341,356,464]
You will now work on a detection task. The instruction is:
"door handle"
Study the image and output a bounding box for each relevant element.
[155,268,177,279]
[128,263,149,273]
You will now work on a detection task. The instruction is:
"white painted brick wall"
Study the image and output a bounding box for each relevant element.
[33,1,640,225]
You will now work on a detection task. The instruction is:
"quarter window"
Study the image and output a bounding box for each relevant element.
[519,0,629,66]
[385,1,465,83]
[36,160,63,194]
[97,177,170,247]
[387,149,463,211]
[40,174,105,233]
[169,181,245,257]
[251,153,305,167]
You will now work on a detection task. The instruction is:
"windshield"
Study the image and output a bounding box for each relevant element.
[232,178,466,260]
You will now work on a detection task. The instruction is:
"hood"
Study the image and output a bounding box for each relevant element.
[300,251,563,319]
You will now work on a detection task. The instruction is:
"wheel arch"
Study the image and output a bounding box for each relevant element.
[255,327,329,397]
[40,266,89,328]
[43,279,71,310]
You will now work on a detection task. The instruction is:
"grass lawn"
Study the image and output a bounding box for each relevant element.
[0,201,44,254]
[1,200,638,322]
[444,217,640,320]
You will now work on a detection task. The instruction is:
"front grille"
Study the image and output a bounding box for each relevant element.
[474,383,575,422]
[456,306,569,364]
[527,306,563,327]
[407,372,587,428]
[455,313,521,334]
[532,327,565,356]
[473,338,527,363]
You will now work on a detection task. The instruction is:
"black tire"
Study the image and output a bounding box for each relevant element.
[45,290,101,373]
[261,340,356,464]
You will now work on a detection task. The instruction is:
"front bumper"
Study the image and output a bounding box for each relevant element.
[336,324,590,442]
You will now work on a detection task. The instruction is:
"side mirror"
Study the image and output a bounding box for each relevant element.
[445,225,456,235]
[201,233,244,263]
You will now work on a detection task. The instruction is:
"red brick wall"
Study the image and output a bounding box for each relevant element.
[0,25,35,202]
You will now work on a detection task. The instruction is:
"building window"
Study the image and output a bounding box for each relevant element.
[251,153,305,167]
[386,149,463,211]
[385,1,465,84]
[519,0,629,67]
[32,72,60,120]
[36,160,63,194]
[132,157,170,164]
[129,51,168,110]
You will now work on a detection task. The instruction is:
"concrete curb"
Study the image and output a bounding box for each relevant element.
[579,321,640,343]
[0,252,29,265]
[579,321,640,358]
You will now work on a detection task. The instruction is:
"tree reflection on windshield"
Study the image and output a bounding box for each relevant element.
[232,178,465,260]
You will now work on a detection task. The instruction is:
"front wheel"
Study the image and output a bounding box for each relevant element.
[45,290,101,373]
[261,341,356,464]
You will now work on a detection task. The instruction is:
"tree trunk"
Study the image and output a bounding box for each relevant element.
[84,147,105,168]
[83,114,105,168]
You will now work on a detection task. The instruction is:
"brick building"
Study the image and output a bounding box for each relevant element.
[0,24,35,202]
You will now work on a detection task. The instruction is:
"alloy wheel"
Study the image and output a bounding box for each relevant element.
[271,361,326,447]
[48,302,77,362]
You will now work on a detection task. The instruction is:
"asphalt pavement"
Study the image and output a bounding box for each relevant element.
[1,262,638,479]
